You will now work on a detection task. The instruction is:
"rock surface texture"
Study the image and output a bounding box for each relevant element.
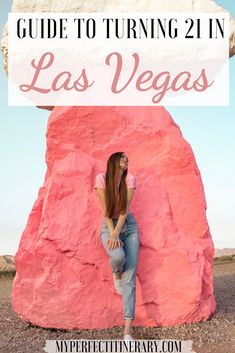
[1,0,235,75]
[12,106,216,329]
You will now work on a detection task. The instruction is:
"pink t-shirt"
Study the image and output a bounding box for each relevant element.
[94,172,136,217]
[94,172,136,190]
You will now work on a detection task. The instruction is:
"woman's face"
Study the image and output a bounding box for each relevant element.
[119,153,128,171]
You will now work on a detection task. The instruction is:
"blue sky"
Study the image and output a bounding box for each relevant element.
[0,1,235,255]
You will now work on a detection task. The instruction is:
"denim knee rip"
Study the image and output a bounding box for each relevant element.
[100,213,139,323]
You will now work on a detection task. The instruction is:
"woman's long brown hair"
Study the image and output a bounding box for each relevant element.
[104,152,127,218]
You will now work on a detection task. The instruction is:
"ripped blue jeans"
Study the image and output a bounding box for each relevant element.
[100,213,140,321]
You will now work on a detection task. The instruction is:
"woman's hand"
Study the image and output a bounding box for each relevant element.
[107,230,123,250]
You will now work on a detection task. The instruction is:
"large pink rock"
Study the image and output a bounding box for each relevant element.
[12,106,216,329]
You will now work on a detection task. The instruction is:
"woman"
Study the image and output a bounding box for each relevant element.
[94,151,140,341]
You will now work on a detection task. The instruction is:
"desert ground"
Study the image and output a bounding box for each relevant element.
[0,260,235,353]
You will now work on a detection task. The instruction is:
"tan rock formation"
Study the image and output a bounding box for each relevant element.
[1,0,235,77]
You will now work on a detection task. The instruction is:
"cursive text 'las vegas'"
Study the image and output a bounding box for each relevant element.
[20,51,214,104]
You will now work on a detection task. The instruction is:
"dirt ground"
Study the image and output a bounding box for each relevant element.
[0,261,235,353]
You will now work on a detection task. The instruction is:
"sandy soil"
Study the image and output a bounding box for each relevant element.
[0,261,234,353]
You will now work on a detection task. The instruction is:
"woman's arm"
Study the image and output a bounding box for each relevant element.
[95,188,115,234]
[114,188,135,236]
